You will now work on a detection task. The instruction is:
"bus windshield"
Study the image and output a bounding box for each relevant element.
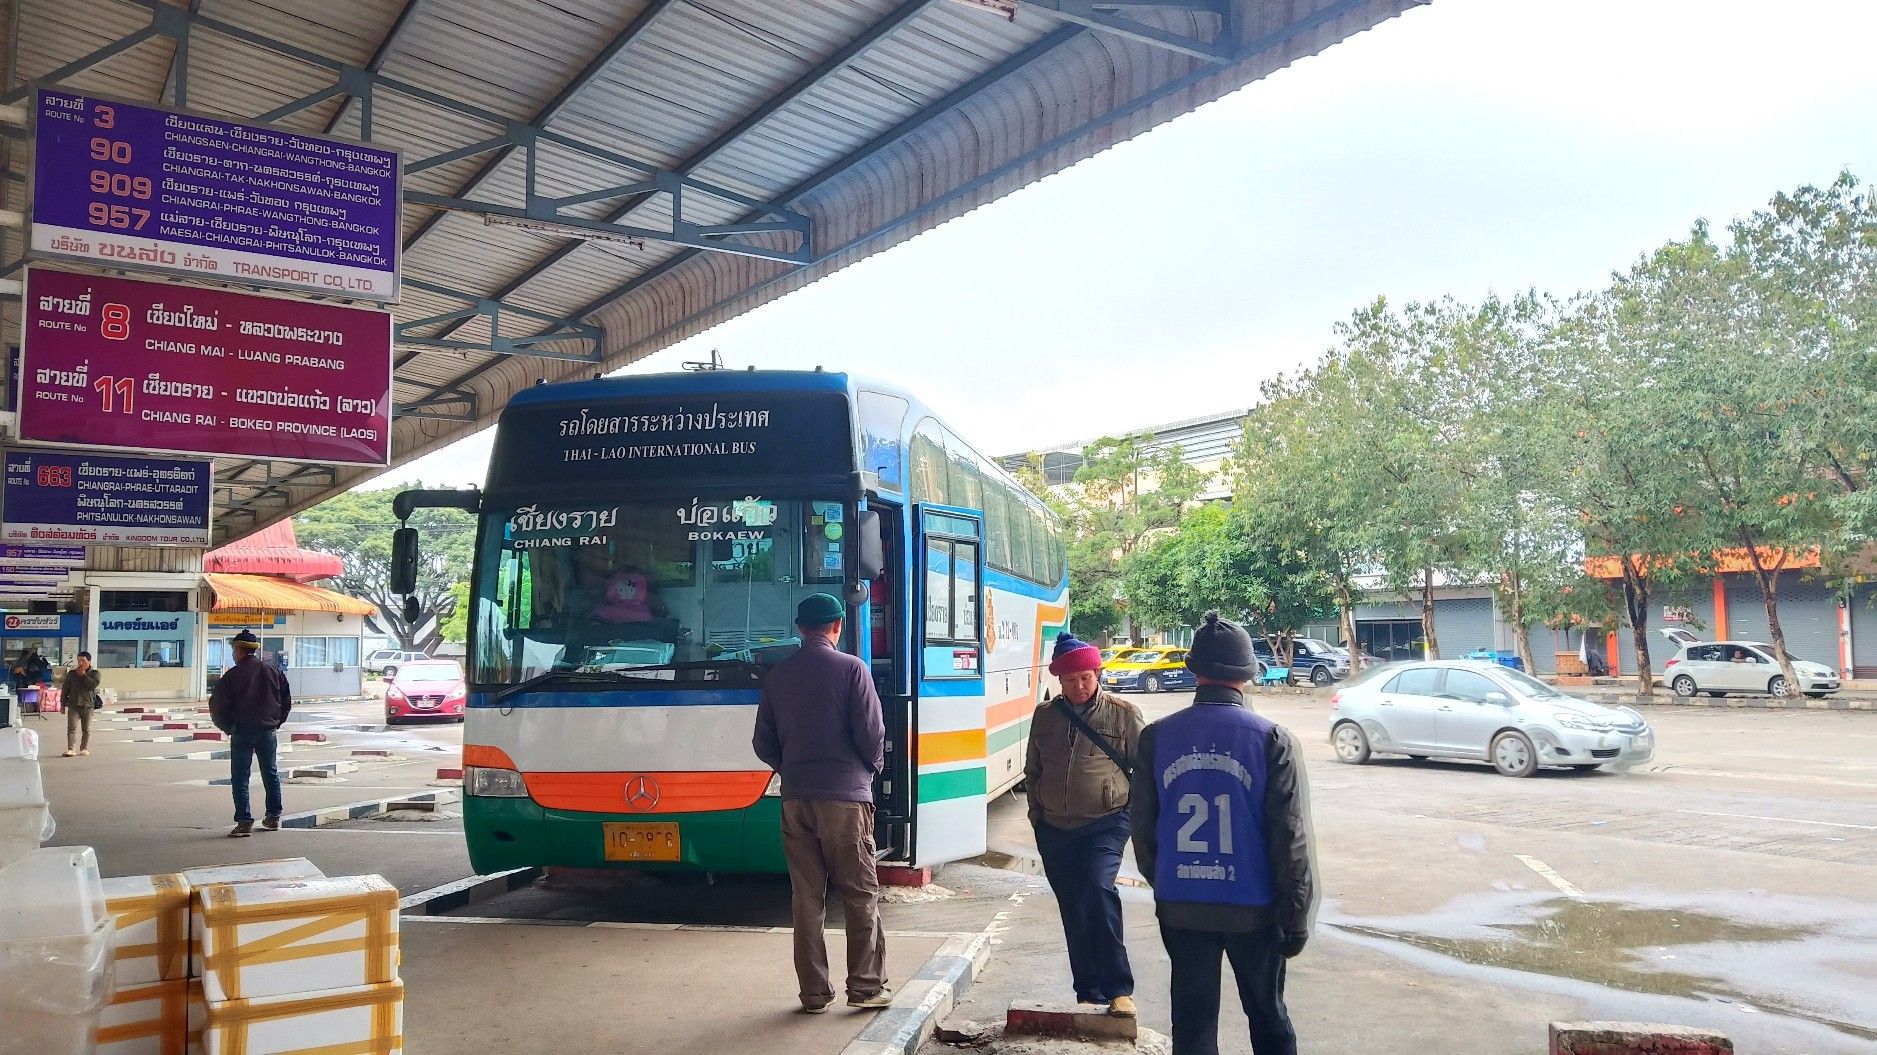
[470,495,852,685]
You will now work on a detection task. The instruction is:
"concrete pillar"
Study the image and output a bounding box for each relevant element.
[1711,576,1728,639]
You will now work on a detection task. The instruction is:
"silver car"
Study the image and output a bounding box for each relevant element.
[1666,640,1840,699]
[1328,661,1655,777]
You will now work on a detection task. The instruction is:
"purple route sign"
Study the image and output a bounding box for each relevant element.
[3,449,213,548]
[19,269,393,466]
[30,89,400,302]
[0,544,86,566]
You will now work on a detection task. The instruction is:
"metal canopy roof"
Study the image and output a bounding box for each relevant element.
[1,0,1422,544]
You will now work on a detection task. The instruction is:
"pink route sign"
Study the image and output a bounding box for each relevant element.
[18,268,392,465]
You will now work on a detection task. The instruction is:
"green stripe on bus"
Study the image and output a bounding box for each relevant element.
[919,766,987,803]
[987,717,1031,755]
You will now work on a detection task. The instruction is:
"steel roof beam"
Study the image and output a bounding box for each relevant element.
[395,0,680,255]
[398,279,602,362]
[407,0,940,352]
[1020,1,1229,61]
[7,0,801,263]
[323,0,426,136]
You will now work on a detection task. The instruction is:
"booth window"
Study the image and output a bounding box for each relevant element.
[99,640,186,668]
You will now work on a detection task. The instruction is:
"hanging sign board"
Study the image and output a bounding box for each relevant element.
[2,449,213,547]
[17,268,392,465]
[29,89,401,302]
[0,544,86,566]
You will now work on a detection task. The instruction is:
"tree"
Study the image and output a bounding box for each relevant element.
[439,581,471,644]
[1015,436,1205,641]
[1121,504,1333,664]
[294,484,475,652]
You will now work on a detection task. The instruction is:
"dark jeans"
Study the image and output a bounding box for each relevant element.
[1034,812,1134,1003]
[1159,923,1296,1055]
[229,727,284,823]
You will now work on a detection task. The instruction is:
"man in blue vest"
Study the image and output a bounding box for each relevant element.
[1131,612,1316,1055]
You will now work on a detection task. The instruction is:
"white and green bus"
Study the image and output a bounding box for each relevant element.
[394,369,1068,873]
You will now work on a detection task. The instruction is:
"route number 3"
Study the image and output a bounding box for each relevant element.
[1176,793,1235,854]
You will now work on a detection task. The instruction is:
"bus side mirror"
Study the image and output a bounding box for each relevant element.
[390,527,419,595]
[853,509,885,581]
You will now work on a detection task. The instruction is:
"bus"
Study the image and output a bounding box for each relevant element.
[393,370,1069,874]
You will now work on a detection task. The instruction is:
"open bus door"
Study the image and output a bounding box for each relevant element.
[909,504,988,867]
[867,503,913,862]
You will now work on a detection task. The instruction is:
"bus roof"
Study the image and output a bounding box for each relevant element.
[505,369,872,409]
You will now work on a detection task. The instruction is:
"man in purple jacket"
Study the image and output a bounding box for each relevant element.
[753,593,891,1014]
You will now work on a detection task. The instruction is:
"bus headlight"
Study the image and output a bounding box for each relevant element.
[763,773,783,797]
[465,767,528,798]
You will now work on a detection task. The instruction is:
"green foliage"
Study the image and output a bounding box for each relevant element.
[439,581,471,644]
[294,484,475,652]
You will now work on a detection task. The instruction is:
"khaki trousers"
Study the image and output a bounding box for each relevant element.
[780,798,887,1005]
[66,705,93,752]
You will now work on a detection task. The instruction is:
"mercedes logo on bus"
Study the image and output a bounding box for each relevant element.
[623,775,662,812]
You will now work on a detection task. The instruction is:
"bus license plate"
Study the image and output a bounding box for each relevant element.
[603,822,680,863]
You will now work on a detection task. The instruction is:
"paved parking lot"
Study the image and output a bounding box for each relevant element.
[27,687,1877,1054]
[947,690,1877,1055]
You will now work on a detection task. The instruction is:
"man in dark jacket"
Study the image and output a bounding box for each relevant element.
[209,630,293,837]
[752,593,891,1014]
[1026,632,1146,1016]
[60,652,102,757]
[1131,612,1316,1055]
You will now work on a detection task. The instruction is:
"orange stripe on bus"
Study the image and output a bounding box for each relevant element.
[462,745,516,770]
[522,771,771,814]
[985,696,1034,729]
[919,729,987,765]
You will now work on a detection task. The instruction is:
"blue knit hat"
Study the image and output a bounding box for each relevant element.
[1049,632,1102,675]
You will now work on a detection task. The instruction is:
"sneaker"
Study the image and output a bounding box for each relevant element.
[62,750,76,757]
[801,1002,831,1015]
[261,815,281,832]
[847,988,894,1010]
[1109,996,1137,1018]
[79,749,90,756]
[228,821,254,838]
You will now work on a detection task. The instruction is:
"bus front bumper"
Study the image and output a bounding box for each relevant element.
[464,796,786,875]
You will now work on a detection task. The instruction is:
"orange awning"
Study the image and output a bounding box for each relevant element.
[205,573,377,616]
[1585,546,1822,580]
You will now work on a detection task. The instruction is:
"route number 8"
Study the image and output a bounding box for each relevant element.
[1176,793,1234,854]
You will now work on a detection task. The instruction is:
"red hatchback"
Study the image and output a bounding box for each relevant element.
[384,659,467,725]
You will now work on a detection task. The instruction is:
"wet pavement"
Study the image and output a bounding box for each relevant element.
[936,691,1877,1054]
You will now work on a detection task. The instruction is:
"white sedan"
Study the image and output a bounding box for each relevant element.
[1328,661,1654,777]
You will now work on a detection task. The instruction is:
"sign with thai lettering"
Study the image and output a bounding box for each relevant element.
[17,269,392,465]
[0,565,67,580]
[486,392,854,495]
[208,611,287,629]
[0,544,86,566]
[97,611,192,640]
[30,89,400,301]
[2,448,213,547]
[3,614,70,631]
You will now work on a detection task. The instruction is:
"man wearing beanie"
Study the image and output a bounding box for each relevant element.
[1024,632,1147,1017]
[753,593,891,1014]
[1130,612,1316,1055]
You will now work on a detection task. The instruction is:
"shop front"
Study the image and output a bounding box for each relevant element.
[203,575,374,699]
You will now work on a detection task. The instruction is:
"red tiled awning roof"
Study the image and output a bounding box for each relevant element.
[205,520,343,582]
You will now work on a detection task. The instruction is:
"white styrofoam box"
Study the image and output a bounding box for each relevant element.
[0,801,55,868]
[0,757,46,805]
[178,858,325,891]
[0,726,38,760]
[102,874,192,985]
[97,978,188,1055]
[0,1004,98,1055]
[181,858,324,973]
[195,980,403,1055]
[197,874,399,1003]
[0,846,107,941]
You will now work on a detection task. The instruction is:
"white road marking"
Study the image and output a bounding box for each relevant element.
[1675,808,1877,831]
[1513,854,1585,898]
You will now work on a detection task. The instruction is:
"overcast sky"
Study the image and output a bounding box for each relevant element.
[381,0,1877,490]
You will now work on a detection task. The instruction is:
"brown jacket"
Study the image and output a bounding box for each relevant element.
[1024,690,1147,829]
[60,668,101,711]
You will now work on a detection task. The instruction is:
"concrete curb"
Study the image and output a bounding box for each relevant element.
[398,867,543,914]
[277,789,459,829]
[1603,694,1875,712]
[841,932,994,1055]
